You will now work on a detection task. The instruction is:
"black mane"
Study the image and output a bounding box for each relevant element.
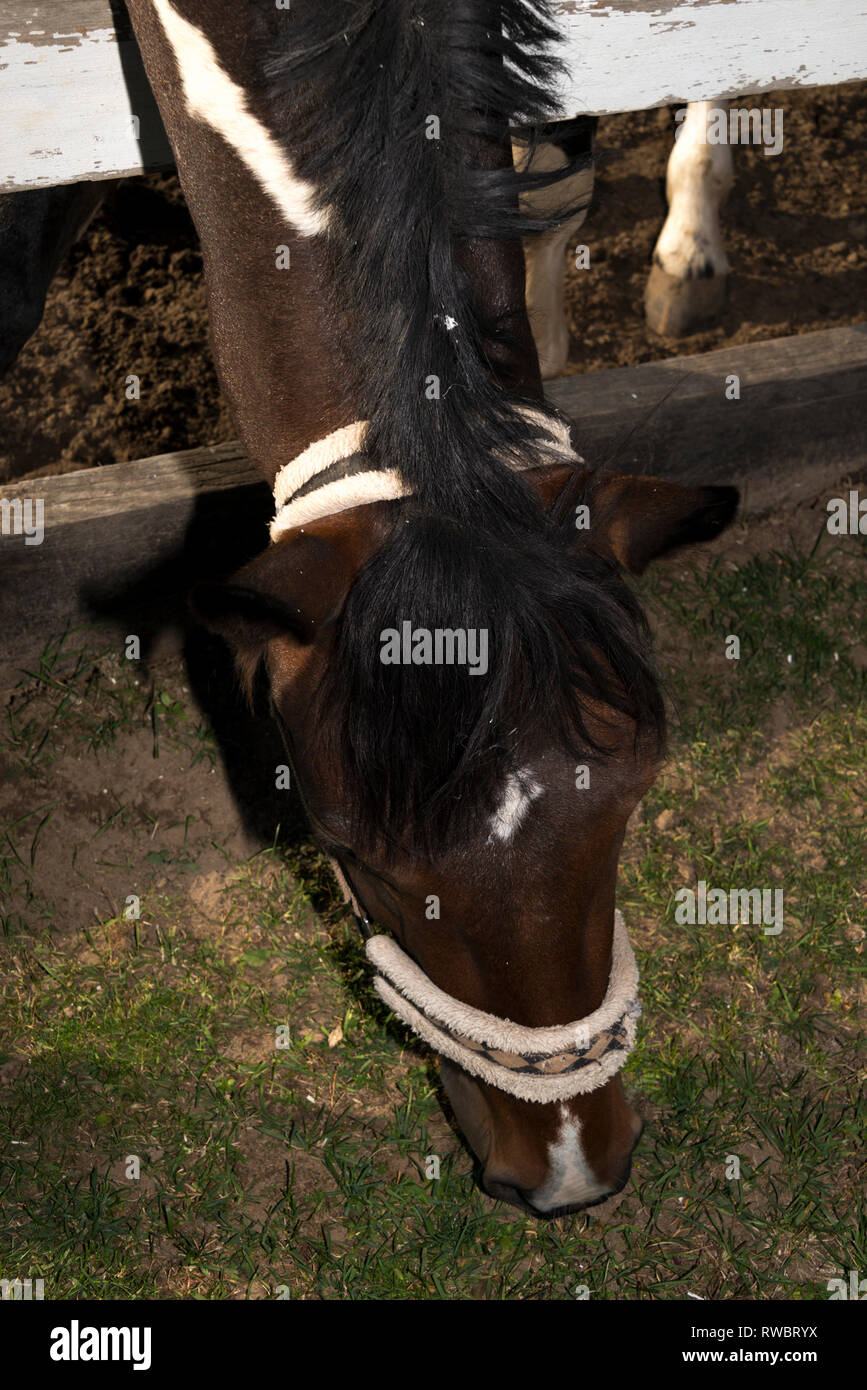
[260,2,665,854]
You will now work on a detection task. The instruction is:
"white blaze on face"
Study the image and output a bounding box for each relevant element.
[531,1104,609,1213]
[152,0,328,236]
[489,768,542,843]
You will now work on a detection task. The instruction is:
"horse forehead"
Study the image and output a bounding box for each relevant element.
[488,767,542,844]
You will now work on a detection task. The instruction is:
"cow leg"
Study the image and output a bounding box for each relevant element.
[513,116,596,379]
[645,100,733,337]
[0,181,112,375]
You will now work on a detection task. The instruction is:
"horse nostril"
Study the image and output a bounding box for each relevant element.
[483,1174,535,1211]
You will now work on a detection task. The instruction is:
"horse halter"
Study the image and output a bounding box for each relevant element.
[330,853,641,1105]
[272,411,641,1104]
[269,403,579,538]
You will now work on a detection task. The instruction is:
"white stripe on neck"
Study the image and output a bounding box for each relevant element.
[269,408,579,540]
[272,420,370,512]
[152,0,327,237]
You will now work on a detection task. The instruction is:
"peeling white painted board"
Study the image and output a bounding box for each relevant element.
[550,0,867,114]
[1,0,866,190]
[0,1,171,191]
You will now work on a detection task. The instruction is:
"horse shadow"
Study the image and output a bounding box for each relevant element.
[80,474,301,849]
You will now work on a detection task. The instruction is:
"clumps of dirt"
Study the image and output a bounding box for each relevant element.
[1,85,866,483]
[0,177,234,484]
[562,84,867,373]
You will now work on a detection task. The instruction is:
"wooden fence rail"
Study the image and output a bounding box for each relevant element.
[2,0,867,191]
[2,326,866,673]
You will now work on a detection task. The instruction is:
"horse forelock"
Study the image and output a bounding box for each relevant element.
[312,494,666,859]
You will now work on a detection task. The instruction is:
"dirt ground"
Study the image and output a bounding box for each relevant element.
[1,477,863,1298]
[1,82,865,483]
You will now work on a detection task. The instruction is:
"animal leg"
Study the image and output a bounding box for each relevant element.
[0,181,112,376]
[513,117,596,379]
[645,100,733,337]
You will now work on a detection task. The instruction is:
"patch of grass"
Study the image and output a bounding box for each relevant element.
[0,525,864,1298]
[4,629,217,772]
[640,529,865,770]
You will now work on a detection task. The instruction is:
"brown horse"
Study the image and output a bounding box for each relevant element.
[125,0,737,1216]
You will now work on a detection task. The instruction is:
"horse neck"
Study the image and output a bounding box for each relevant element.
[198,218,360,490]
[195,199,544,490]
[126,0,359,490]
[126,0,542,490]
[172,163,362,488]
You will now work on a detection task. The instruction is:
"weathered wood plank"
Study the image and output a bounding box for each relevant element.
[1,326,864,677]
[545,323,867,510]
[551,1,867,115]
[0,0,172,191]
[1,0,866,190]
[0,439,257,521]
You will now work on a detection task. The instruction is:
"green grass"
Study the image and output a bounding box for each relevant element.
[0,524,864,1299]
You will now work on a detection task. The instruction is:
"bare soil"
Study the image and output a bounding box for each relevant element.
[1,83,865,484]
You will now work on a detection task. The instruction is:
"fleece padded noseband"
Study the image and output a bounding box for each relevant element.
[366,913,641,1103]
[332,854,640,1103]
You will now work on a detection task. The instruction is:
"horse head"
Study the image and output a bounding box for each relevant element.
[194,463,736,1214]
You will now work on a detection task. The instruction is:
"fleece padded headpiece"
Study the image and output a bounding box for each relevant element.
[269,405,580,538]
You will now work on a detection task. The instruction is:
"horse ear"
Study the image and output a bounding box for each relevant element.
[190,509,388,655]
[527,465,739,573]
